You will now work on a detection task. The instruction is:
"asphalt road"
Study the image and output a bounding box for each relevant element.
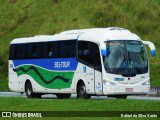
[0,92,160,100]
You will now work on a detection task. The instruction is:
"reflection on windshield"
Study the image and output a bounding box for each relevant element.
[104,40,148,75]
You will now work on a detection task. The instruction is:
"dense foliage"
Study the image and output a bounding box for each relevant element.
[0,0,160,90]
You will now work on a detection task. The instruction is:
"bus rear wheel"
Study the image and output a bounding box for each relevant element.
[25,81,34,98]
[56,94,71,99]
[77,82,91,99]
[25,81,41,98]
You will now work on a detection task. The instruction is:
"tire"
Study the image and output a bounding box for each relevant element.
[56,94,71,99]
[25,81,41,98]
[77,82,91,99]
[25,81,34,98]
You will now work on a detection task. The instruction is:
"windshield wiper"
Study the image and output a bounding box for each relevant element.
[127,50,132,68]
[122,73,136,77]
[122,68,136,77]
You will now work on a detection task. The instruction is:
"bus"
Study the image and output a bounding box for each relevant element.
[9,27,156,99]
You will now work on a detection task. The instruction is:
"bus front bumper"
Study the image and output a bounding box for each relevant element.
[103,85,150,95]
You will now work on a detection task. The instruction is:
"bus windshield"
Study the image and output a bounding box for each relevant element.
[103,40,148,76]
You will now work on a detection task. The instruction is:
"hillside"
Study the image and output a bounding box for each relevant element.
[0,0,160,90]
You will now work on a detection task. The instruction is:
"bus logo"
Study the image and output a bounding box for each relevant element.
[83,66,86,73]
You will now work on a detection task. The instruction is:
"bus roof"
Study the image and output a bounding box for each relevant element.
[10,27,142,44]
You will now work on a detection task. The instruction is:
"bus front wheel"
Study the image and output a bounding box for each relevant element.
[77,82,91,99]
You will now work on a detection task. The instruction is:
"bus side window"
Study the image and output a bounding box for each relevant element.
[42,43,48,58]
[59,41,68,58]
[14,44,21,59]
[32,44,38,58]
[78,41,102,70]
[41,42,58,58]
[59,40,76,58]
[9,44,16,60]
[26,44,32,59]
[50,42,58,58]
[25,43,40,59]
[48,43,53,57]
[19,44,26,59]
[9,44,26,60]
[67,41,76,57]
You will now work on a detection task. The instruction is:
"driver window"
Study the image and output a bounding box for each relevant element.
[78,41,102,70]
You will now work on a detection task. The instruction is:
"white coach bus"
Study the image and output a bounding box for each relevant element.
[9,27,156,99]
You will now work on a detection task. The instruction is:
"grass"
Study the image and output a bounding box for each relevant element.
[0,97,160,111]
[0,0,160,90]
[0,97,160,119]
[0,78,8,91]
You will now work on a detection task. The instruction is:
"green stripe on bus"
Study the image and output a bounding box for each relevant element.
[13,65,74,89]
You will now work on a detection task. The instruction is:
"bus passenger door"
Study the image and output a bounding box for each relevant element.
[77,40,103,95]
[94,67,103,95]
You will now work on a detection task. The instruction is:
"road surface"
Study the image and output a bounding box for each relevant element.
[0,92,160,100]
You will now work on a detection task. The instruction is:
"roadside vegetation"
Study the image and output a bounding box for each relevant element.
[0,97,160,119]
[1,97,160,111]
[0,0,160,90]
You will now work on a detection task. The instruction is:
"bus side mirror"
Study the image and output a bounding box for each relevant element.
[142,41,156,57]
[101,49,108,57]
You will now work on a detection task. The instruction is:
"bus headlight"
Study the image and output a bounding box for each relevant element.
[103,80,117,86]
[142,80,150,85]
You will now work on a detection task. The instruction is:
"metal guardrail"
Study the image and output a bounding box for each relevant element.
[148,87,160,96]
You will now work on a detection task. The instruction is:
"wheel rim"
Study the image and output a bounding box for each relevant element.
[80,86,86,96]
[27,87,31,96]
[26,82,32,97]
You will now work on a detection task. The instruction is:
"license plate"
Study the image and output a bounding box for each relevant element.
[126,88,133,92]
